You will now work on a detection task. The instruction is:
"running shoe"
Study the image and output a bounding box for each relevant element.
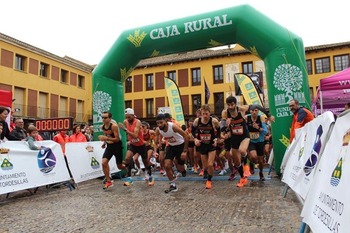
[199,169,204,176]
[102,177,112,184]
[218,170,227,176]
[123,177,134,186]
[103,181,113,190]
[164,184,178,193]
[160,169,164,175]
[259,172,266,181]
[176,170,186,177]
[148,176,155,186]
[194,167,198,174]
[205,180,212,189]
[236,177,248,188]
[243,164,251,177]
[162,171,167,176]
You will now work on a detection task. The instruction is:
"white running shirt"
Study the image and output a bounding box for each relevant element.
[159,122,184,146]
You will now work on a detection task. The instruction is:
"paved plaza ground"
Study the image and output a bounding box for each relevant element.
[0,169,303,233]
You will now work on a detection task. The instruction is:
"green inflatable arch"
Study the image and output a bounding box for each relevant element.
[92,4,311,174]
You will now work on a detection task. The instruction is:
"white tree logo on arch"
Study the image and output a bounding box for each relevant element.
[93,91,112,123]
[273,64,305,118]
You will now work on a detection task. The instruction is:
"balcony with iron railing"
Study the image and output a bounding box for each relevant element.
[12,103,92,124]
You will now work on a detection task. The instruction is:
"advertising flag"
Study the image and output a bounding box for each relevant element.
[234,73,263,106]
[164,77,185,126]
[204,78,210,104]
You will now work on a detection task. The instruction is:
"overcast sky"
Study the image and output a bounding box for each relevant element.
[1,0,348,65]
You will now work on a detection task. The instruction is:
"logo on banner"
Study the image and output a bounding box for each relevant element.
[304,125,323,176]
[330,128,350,186]
[0,148,13,170]
[127,29,147,47]
[86,145,100,169]
[273,64,305,118]
[37,147,56,174]
[298,134,308,160]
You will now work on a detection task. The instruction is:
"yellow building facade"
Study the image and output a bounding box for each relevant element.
[0,32,349,126]
[0,33,93,124]
[127,42,350,122]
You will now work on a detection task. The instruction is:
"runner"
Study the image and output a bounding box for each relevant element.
[154,113,189,193]
[222,96,274,188]
[185,119,195,172]
[246,106,268,181]
[220,124,236,181]
[118,108,155,186]
[192,108,204,175]
[263,116,273,164]
[193,104,220,189]
[141,121,156,172]
[98,111,125,189]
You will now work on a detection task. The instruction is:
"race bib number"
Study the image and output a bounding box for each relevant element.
[199,134,211,143]
[131,138,140,143]
[165,136,176,143]
[249,132,260,140]
[231,126,243,135]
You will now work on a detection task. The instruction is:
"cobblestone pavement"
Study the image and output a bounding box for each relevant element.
[0,169,302,233]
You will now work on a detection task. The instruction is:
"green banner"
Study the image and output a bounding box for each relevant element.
[235,73,263,106]
[92,4,310,174]
[164,77,185,126]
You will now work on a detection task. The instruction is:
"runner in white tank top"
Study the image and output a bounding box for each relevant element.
[154,114,189,193]
[159,122,184,146]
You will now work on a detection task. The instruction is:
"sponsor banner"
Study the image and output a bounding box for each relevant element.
[282,111,335,200]
[301,111,350,233]
[0,141,71,195]
[164,77,185,126]
[65,141,119,183]
[280,127,304,173]
[204,79,210,104]
[234,73,263,106]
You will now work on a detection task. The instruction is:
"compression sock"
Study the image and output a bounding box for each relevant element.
[237,165,244,178]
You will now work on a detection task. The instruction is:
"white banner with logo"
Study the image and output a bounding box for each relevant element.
[280,127,304,173]
[282,111,335,200]
[0,141,71,195]
[301,111,350,233]
[65,141,120,183]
